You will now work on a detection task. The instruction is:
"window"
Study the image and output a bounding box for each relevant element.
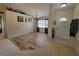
[37,20,48,28]
[59,18,67,21]
[45,20,48,28]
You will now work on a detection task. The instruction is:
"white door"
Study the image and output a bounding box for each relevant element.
[55,18,69,39]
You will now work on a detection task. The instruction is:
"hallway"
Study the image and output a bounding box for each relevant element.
[0,3,79,56]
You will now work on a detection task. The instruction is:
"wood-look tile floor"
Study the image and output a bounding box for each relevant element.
[7,32,79,56]
[9,32,48,50]
[0,34,4,39]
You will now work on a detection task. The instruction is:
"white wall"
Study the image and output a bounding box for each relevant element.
[6,10,34,38]
[73,4,79,54]
[73,4,79,19]
[48,4,55,39]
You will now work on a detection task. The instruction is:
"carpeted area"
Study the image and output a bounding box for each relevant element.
[9,32,48,50]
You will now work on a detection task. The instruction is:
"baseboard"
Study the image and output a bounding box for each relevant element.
[7,32,34,39]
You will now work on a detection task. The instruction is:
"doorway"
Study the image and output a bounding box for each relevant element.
[36,19,48,34]
[0,16,4,39]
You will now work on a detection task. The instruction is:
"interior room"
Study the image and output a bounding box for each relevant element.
[0,3,79,56]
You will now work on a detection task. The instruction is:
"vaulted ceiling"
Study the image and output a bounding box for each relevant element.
[3,3,76,17]
[3,3,49,17]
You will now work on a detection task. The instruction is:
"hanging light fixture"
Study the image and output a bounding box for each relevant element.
[60,3,67,7]
[34,11,39,20]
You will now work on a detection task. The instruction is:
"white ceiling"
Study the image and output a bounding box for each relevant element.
[4,3,49,17]
[53,3,75,10]
[3,3,76,17]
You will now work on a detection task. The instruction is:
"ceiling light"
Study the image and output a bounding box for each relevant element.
[61,3,67,7]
